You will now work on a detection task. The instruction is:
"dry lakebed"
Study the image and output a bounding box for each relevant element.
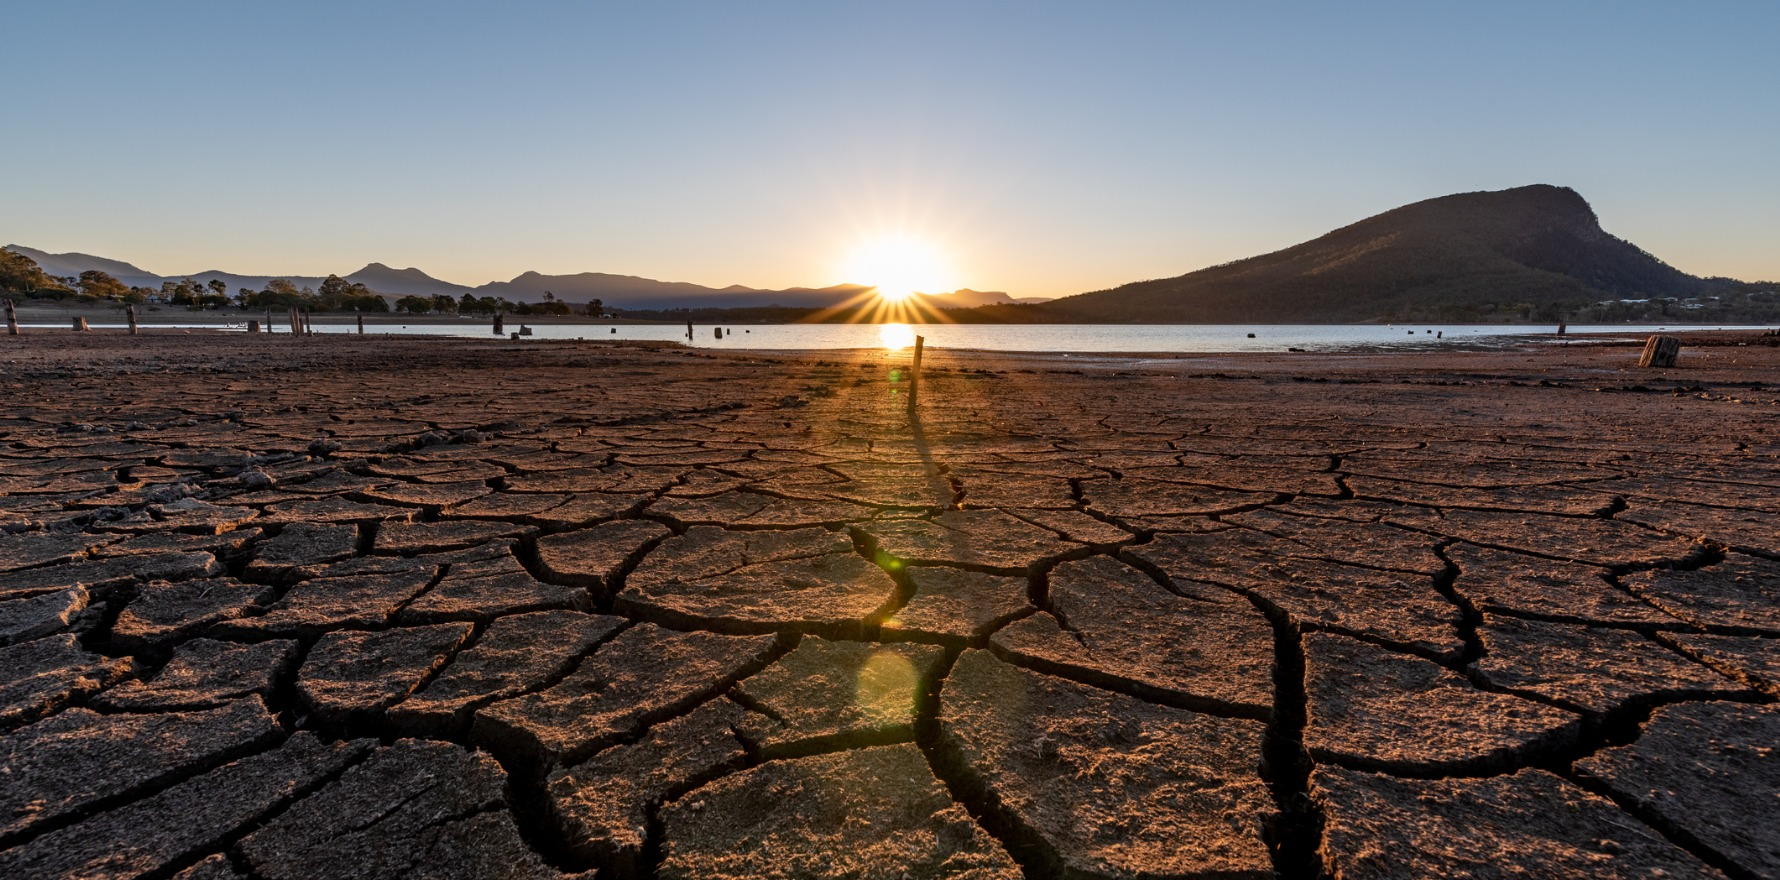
[1,330,1777,880]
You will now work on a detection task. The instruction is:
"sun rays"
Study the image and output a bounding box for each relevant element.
[839,235,956,301]
[807,233,963,329]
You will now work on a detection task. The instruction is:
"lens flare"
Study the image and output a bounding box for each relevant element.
[855,649,918,724]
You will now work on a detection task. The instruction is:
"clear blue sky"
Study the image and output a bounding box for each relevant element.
[5,1,1776,297]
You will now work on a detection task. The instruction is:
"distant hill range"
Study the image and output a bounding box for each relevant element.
[1032,184,1729,323]
[2,245,1041,311]
[12,186,1741,321]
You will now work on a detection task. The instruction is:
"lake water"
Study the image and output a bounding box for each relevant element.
[25,321,1775,353]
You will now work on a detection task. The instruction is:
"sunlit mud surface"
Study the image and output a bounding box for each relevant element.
[1,332,1776,879]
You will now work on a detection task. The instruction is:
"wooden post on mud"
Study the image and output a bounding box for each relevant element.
[127,304,139,335]
[493,313,504,335]
[1557,323,1567,337]
[303,311,313,336]
[247,320,260,333]
[357,314,365,335]
[72,317,89,332]
[686,320,693,341]
[288,307,300,336]
[5,299,18,336]
[1638,335,1681,368]
[906,335,924,414]
[265,310,273,333]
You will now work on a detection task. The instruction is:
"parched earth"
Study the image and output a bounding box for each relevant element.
[1,332,1778,880]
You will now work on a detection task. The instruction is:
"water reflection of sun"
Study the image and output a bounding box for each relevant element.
[879,323,917,350]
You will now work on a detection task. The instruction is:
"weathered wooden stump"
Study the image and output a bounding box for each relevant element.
[5,299,18,336]
[1557,323,1567,337]
[357,314,365,335]
[715,327,723,339]
[303,311,313,335]
[1638,335,1681,368]
[247,320,261,333]
[907,334,925,414]
[72,317,89,332]
[493,313,504,335]
[127,304,139,335]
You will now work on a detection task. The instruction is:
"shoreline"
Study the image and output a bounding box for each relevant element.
[4,320,1773,365]
[11,300,1775,333]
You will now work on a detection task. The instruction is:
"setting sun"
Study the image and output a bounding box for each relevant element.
[840,235,956,301]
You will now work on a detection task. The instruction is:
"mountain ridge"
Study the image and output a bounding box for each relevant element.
[1033,184,1721,323]
[3,245,1031,309]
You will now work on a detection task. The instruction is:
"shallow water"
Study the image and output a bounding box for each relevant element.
[22,321,1774,352]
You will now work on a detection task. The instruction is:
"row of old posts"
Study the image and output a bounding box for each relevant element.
[0,301,339,337]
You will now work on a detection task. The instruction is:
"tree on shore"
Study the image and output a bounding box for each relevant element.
[583,298,604,317]
[77,269,130,301]
[316,274,387,312]
[1,248,66,297]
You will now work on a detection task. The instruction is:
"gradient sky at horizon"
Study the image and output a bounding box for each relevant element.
[5,1,1777,297]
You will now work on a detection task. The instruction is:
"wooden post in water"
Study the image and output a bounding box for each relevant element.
[127,304,139,335]
[303,311,313,336]
[686,320,693,341]
[715,327,723,339]
[247,319,260,333]
[288,307,300,336]
[72,317,89,332]
[265,310,273,333]
[906,335,924,414]
[357,314,365,335]
[493,313,504,335]
[5,299,18,336]
[1638,335,1681,368]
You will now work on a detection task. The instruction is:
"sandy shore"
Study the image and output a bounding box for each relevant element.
[2,331,1776,879]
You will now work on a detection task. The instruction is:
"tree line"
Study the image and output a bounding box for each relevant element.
[392,292,603,317]
[1,248,602,317]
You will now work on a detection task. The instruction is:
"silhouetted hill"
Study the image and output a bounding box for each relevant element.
[1041,185,1719,323]
[475,271,759,305]
[346,263,473,296]
[3,244,1043,309]
[4,246,163,287]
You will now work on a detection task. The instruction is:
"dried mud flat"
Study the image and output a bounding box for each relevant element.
[1,331,1777,880]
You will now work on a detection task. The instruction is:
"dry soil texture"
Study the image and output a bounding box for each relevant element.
[1,331,1777,880]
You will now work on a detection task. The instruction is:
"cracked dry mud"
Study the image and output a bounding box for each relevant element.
[1,332,1777,880]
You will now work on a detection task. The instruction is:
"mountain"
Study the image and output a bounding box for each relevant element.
[1039,185,1716,323]
[469,273,1021,311]
[473,271,755,305]
[937,288,1017,308]
[184,270,329,292]
[346,263,473,297]
[2,243,1038,309]
[2,247,333,292]
[4,245,163,287]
